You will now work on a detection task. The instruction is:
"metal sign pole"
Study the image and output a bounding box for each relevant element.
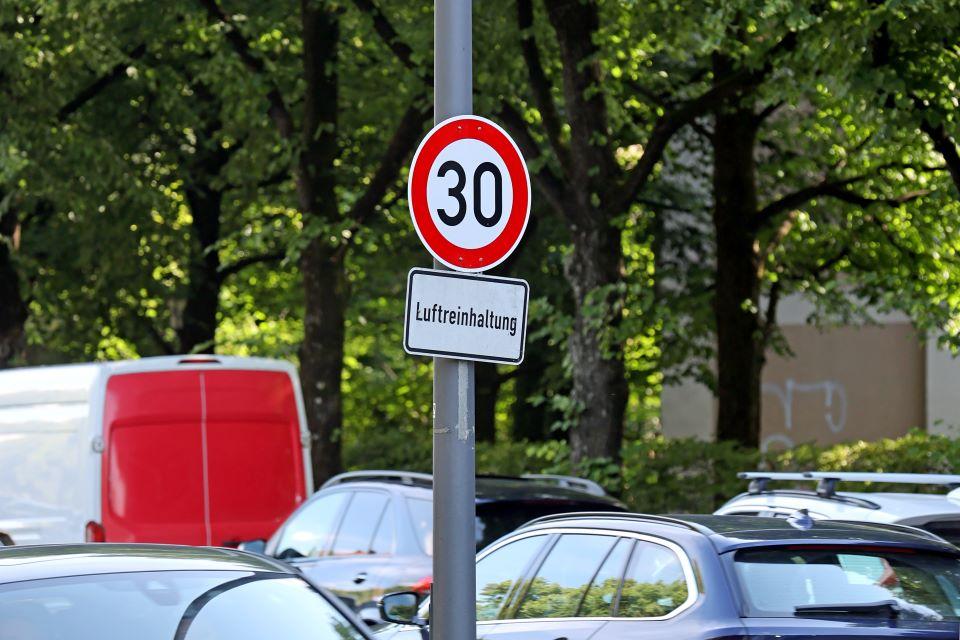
[432,0,476,639]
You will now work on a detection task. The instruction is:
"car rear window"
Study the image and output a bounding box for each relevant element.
[921,521,960,547]
[0,571,365,640]
[734,546,960,620]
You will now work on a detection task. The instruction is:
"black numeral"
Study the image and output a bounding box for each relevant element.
[435,161,504,227]
[436,160,467,225]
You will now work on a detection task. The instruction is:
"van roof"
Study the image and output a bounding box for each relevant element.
[0,356,298,408]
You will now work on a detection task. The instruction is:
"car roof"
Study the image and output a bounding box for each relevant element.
[474,476,623,506]
[517,513,960,554]
[719,490,960,522]
[0,544,294,584]
[319,477,625,508]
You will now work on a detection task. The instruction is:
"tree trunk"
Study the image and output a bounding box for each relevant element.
[297,0,343,487]
[711,77,763,447]
[299,241,346,486]
[565,221,627,463]
[475,363,500,443]
[179,185,222,354]
[511,344,553,442]
[0,209,26,368]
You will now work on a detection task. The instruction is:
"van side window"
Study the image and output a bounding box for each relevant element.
[275,493,348,558]
[331,492,389,556]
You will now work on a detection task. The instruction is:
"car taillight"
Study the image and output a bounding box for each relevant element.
[411,575,432,596]
[85,520,105,542]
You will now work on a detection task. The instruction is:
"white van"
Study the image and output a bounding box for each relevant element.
[0,355,313,546]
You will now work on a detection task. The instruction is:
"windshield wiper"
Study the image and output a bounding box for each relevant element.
[795,600,900,618]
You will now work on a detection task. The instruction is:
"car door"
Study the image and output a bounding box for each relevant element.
[480,532,632,640]
[470,533,554,638]
[294,490,394,615]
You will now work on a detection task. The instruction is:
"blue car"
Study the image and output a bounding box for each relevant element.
[378,513,960,639]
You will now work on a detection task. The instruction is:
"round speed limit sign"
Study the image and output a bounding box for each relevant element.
[408,115,530,272]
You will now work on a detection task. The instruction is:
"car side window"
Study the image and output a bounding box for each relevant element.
[275,492,348,558]
[476,535,547,622]
[514,534,618,620]
[579,538,633,617]
[616,540,689,618]
[331,491,389,556]
[406,497,433,556]
[370,502,396,555]
[183,577,366,640]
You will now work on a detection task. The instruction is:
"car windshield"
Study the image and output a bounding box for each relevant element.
[406,497,614,553]
[734,546,960,620]
[0,570,366,640]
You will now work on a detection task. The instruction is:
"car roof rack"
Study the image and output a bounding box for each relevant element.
[520,474,606,496]
[521,511,713,535]
[321,470,434,489]
[739,471,960,499]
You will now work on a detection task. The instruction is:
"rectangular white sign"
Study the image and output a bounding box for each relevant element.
[404,268,529,365]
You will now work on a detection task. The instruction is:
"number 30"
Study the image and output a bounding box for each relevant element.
[436,160,503,227]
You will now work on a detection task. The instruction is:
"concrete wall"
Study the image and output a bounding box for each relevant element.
[660,293,960,447]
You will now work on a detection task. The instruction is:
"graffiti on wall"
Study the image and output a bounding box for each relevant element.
[761,379,848,451]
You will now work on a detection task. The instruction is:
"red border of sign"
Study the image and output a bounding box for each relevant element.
[408,115,530,272]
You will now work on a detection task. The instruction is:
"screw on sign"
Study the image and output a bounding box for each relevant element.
[408,115,531,272]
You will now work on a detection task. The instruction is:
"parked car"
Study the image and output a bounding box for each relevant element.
[0,543,372,640]
[0,355,312,547]
[716,472,960,545]
[248,470,626,624]
[378,512,960,640]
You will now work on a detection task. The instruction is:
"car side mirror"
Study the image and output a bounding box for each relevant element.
[379,592,425,626]
[237,539,266,555]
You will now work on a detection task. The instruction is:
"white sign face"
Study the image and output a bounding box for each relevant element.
[403,268,529,365]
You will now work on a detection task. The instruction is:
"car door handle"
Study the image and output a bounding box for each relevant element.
[353,572,368,584]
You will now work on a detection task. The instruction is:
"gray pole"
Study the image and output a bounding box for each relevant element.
[432,0,475,639]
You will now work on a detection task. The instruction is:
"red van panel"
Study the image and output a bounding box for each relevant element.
[101,369,307,545]
[202,370,306,546]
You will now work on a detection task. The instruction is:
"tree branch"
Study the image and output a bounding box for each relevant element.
[760,278,782,348]
[57,43,147,121]
[196,0,295,138]
[350,0,429,82]
[755,176,867,229]
[920,119,960,194]
[613,31,799,213]
[497,102,569,218]
[335,99,432,255]
[516,0,569,173]
[217,250,286,282]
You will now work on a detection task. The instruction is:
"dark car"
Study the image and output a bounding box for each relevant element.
[0,543,372,640]
[252,470,626,624]
[378,513,960,640]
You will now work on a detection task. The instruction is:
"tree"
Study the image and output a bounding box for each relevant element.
[490,0,786,462]
[197,0,430,484]
[656,1,960,446]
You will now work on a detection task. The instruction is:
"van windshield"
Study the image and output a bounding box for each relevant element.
[734,546,960,620]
